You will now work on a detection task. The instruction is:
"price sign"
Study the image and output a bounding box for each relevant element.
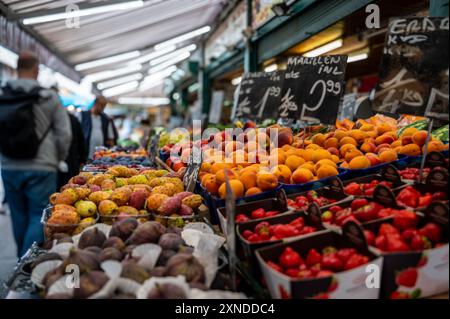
[235,71,283,120]
[339,93,358,120]
[373,17,449,120]
[278,55,348,124]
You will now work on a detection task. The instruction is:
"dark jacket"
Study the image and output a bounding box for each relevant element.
[80,111,118,152]
[58,113,88,188]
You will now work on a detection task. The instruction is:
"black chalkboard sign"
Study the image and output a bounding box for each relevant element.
[373,17,449,121]
[235,71,284,121]
[278,55,348,124]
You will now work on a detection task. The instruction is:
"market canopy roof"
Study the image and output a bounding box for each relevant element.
[1,0,225,66]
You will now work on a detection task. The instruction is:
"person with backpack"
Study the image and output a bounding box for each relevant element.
[0,52,72,257]
[79,96,118,158]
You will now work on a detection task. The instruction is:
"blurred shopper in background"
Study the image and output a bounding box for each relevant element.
[79,96,118,158]
[58,112,87,189]
[0,52,72,257]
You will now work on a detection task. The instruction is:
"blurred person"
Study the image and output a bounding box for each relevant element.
[79,96,118,158]
[58,112,88,188]
[0,52,72,256]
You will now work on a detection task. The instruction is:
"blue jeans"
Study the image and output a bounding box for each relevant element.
[1,170,56,257]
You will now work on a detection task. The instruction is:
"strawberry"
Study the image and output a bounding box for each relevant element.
[321,253,344,272]
[334,208,354,226]
[390,291,411,299]
[344,182,362,195]
[247,234,261,242]
[322,246,338,255]
[327,278,338,292]
[419,223,442,243]
[396,268,418,287]
[300,226,317,235]
[306,248,322,267]
[329,205,343,213]
[267,261,283,273]
[289,217,305,230]
[377,208,394,219]
[417,256,428,267]
[297,269,314,279]
[321,211,334,223]
[410,234,432,250]
[242,230,254,239]
[379,223,399,236]
[309,263,322,275]
[336,248,357,263]
[351,198,369,211]
[364,188,375,196]
[344,254,369,270]
[251,208,266,220]
[316,270,334,278]
[265,211,279,218]
[235,214,250,223]
[418,194,432,208]
[364,230,375,245]
[279,247,303,268]
[354,202,383,222]
[273,224,300,238]
[432,192,447,201]
[397,186,421,208]
[393,210,419,230]
[278,285,291,299]
[255,221,271,237]
[295,196,309,208]
[375,235,387,250]
[401,228,418,244]
[378,181,393,188]
[386,234,410,252]
[285,268,301,278]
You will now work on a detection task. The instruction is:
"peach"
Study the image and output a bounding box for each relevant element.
[375,134,395,146]
[218,180,244,199]
[316,165,339,179]
[299,163,315,173]
[339,137,358,147]
[345,149,364,163]
[292,168,314,184]
[331,155,340,163]
[360,124,375,132]
[423,141,444,153]
[277,127,294,147]
[377,123,393,135]
[327,147,339,157]
[268,152,286,166]
[200,162,212,172]
[302,149,315,162]
[311,149,332,163]
[215,169,238,185]
[340,161,350,169]
[349,130,368,143]
[245,187,262,196]
[412,130,428,146]
[340,144,357,157]
[282,144,294,152]
[375,143,391,154]
[349,156,371,170]
[390,140,402,148]
[401,135,414,146]
[367,130,379,139]
[201,175,219,195]
[312,133,327,147]
[399,144,421,156]
[306,144,321,150]
[314,159,337,172]
[239,170,257,190]
[365,153,381,166]
[379,150,398,163]
[385,131,398,140]
[256,172,278,190]
[285,155,305,171]
[271,165,292,183]
[324,137,339,149]
[334,129,349,140]
[360,142,376,154]
[210,162,232,174]
[400,127,419,137]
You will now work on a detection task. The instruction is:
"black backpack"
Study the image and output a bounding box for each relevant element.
[0,84,52,159]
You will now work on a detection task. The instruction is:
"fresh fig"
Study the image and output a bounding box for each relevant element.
[123,244,137,256]
[178,246,194,255]
[165,253,205,283]
[100,247,124,262]
[102,236,125,251]
[147,283,187,299]
[109,218,139,241]
[84,246,102,256]
[166,227,182,236]
[52,233,73,243]
[63,249,100,273]
[74,271,109,299]
[158,233,185,251]
[42,267,64,289]
[121,261,150,284]
[78,227,106,249]
[156,250,177,267]
[126,221,165,245]
[150,266,166,277]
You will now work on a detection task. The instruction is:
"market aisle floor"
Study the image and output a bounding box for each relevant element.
[0,206,18,298]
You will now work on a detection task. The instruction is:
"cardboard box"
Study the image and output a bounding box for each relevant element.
[256,223,382,299]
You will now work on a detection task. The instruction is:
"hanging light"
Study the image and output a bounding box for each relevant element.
[304,39,343,57]
[154,26,211,50]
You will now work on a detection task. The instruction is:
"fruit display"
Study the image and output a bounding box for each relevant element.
[344,180,394,197]
[44,167,203,236]
[396,186,448,209]
[240,217,318,243]
[398,167,432,181]
[235,208,281,223]
[86,147,152,169]
[267,245,371,278]
[30,220,235,299]
[320,200,414,226]
[93,147,148,160]
[287,189,345,210]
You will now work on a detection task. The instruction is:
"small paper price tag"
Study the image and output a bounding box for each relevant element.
[425,151,447,168]
[342,220,369,253]
[380,165,401,184]
[328,177,344,195]
[307,202,322,228]
[425,202,449,227]
[426,168,449,189]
